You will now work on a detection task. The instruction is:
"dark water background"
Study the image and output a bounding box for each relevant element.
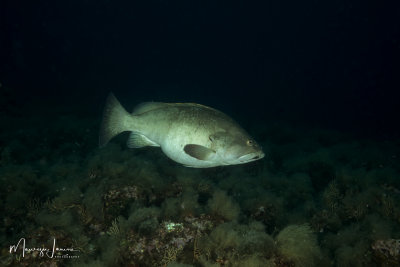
[1,0,399,137]
[1,1,400,267]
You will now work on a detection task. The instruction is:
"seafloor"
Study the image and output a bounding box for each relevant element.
[0,101,399,267]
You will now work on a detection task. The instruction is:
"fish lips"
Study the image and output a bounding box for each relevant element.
[237,151,265,163]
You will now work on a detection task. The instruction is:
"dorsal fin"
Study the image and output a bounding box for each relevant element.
[132,102,167,115]
[132,102,223,115]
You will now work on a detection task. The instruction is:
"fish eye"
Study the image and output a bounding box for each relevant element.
[246,139,253,146]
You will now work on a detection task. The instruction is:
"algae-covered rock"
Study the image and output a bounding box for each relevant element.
[336,241,370,267]
[166,262,194,267]
[162,197,181,218]
[83,186,104,221]
[209,223,241,251]
[276,224,322,267]
[231,255,271,267]
[128,206,161,234]
[35,210,74,228]
[208,190,240,221]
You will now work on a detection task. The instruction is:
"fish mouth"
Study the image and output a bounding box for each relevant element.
[238,151,265,163]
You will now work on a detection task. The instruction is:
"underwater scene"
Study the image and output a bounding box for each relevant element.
[1,1,400,267]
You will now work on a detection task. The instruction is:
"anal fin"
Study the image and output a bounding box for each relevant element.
[127,132,159,148]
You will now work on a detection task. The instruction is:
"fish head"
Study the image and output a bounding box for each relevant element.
[210,131,264,165]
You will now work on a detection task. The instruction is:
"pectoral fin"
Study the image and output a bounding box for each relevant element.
[184,144,215,160]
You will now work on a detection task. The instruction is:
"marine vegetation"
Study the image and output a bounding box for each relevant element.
[1,109,400,267]
[275,224,322,266]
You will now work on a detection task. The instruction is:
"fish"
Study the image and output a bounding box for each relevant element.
[99,93,264,168]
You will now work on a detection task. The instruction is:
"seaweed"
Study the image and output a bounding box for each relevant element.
[275,224,322,267]
[83,186,104,222]
[207,190,240,221]
[2,109,400,267]
[128,206,161,234]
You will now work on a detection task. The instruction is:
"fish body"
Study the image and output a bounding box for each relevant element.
[99,93,264,168]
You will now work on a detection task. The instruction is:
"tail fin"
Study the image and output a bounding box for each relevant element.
[99,93,133,147]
